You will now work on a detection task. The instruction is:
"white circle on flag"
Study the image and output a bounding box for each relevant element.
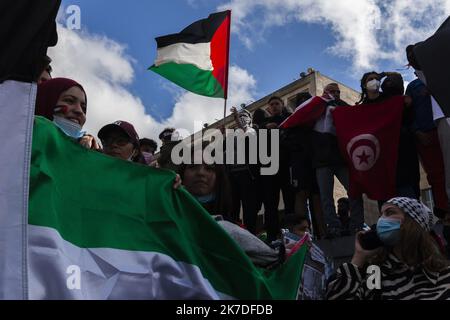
[346,134,380,171]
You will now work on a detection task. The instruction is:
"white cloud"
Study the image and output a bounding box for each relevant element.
[380,0,450,63]
[164,65,256,133]
[218,0,450,72]
[48,26,160,140]
[48,25,256,144]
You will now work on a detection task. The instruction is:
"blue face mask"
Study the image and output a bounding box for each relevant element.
[53,116,85,139]
[376,217,402,246]
[196,194,216,204]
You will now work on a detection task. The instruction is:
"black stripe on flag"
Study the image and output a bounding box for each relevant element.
[414,16,450,117]
[155,11,228,48]
[0,0,61,84]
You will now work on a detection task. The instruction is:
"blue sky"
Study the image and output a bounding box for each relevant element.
[53,0,450,140]
[61,0,353,120]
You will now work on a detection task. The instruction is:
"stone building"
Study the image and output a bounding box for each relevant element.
[187,69,433,231]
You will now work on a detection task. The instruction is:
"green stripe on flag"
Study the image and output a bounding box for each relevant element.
[29,116,306,299]
[149,62,224,98]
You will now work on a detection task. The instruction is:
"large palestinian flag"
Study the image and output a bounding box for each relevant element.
[149,11,231,98]
[26,117,307,299]
[1,2,309,299]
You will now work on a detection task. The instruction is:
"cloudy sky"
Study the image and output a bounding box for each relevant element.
[51,0,450,143]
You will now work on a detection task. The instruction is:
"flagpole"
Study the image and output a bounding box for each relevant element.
[222,10,231,130]
[223,98,227,129]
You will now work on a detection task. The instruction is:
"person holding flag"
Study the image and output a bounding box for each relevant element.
[1,4,310,300]
[331,71,414,216]
[406,69,449,219]
[355,71,420,205]
[408,36,450,215]
[34,77,101,150]
[281,83,365,238]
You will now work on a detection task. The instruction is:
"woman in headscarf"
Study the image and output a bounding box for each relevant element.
[35,77,99,149]
[327,197,450,300]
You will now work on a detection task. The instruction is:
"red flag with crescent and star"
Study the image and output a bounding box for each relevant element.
[332,96,405,200]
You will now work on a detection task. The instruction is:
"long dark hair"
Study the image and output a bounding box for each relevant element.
[357,71,379,104]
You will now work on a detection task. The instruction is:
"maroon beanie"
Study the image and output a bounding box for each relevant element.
[98,120,140,146]
[35,77,86,121]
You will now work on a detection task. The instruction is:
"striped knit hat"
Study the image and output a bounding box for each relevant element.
[386,197,433,231]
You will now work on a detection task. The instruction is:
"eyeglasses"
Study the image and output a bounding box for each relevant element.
[102,136,131,147]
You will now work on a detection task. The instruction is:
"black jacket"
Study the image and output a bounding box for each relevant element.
[310,99,348,168]
[0,0,60,83]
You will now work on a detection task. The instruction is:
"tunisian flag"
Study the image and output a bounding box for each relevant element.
[332,96,405,200]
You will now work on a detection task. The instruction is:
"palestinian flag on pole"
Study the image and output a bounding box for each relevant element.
[149,11,231,99]
[27,116,307,299]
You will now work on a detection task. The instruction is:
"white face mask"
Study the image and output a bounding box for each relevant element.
[366,79,381,92]
[239,114,252,128]
[53,115,85,139]
[171,130,182,141]
[141,152,154,164]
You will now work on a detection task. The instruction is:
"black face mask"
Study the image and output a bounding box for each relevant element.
[383,85,404,97]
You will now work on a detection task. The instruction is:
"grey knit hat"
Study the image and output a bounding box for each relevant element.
[386,197,433,231]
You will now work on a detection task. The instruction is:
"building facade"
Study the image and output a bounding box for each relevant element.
[187,69,431,230]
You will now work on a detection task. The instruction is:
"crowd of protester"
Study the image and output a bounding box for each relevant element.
[32,38,450,299]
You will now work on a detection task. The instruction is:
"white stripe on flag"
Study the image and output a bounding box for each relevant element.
[0,80,36,299]
[154,42,213,71]
[28,225,233,300]
[294,96,315,111]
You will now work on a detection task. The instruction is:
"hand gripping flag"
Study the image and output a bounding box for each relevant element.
[27,117,308,299]
[149,11,231,99]
[279,96,331,129]
[332,96,405,200]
